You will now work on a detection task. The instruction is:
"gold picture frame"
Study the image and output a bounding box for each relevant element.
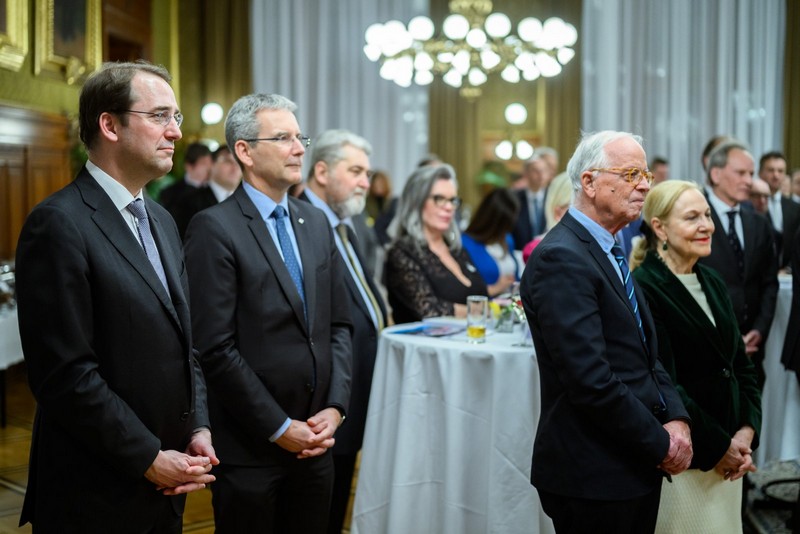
[0,0,29,71]
[35,0,101,85]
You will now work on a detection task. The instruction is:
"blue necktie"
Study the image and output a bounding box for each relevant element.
[128,199,169,293]
[611,243,646,345]
[271,206,305,306]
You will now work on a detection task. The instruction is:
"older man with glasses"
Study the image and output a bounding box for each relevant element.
[520,130,692,533]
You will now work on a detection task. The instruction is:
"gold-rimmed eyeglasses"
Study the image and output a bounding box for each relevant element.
[589,167,654,187]
[116,109,184,127]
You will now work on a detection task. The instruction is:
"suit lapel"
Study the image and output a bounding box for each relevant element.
[147,205,187,335]
[236,189,308,331]
[75,172,182,332]
[289,199,316,331]
[646,255,728,361]
[563,213,651,356]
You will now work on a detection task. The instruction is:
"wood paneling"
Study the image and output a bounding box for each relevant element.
[0,105,72,260]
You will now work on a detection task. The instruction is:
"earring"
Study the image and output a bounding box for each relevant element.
[662,241,668,251]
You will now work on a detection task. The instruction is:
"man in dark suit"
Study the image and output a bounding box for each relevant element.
[299,129,387,534]
[15,61,217,532]
[782,226,800,384]
[184,94,352,534]
[166,145,241,238]
[758,151,800,269]
[511,155,550,250]
[521,130,692,533]
[158,141,212,208]
[699,141,778,389]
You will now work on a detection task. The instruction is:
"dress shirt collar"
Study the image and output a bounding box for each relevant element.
[706,188,739,215]
[303,188,355,230]
[568,206,616,254]
[208,180,234,203]
[85,160,142,209]
[242,181,288,222]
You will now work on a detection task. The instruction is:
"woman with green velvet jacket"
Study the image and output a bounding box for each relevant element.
[630,180,761,534]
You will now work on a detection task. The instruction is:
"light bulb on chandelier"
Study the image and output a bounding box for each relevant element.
[364,0,578,98]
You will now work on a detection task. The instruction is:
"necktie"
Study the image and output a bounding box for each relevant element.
[337,224,384,331]
[531,195,543,236]
[127,199,169,293]
[611,244,646,345]
[726,210,745,281]
[271,206,306,306]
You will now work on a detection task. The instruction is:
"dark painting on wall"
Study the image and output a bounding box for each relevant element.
[53,0,85,60]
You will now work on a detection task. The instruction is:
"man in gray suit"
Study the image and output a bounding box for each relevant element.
[184,94,352,534]
[15,61,216,532]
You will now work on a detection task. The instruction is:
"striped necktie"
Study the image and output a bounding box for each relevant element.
[611,243,646,345]
[337,224,384,331]
[127,199,169,293]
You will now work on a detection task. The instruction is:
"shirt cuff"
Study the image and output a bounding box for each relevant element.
[269,417,291,442]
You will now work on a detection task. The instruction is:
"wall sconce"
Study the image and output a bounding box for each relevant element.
[495,103,534,160]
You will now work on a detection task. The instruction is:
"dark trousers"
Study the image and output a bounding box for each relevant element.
[538,485,662,534]
[211,454,334,534]
[327,453,358,534]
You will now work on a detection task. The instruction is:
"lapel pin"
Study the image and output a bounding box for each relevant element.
[298,218,305,224]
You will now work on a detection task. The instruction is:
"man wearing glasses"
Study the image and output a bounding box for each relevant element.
[520,131,692,533]
[184,94,352,533]
[15,61,217,532]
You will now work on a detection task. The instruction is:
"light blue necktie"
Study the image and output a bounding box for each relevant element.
[128,198,169,293]
[271,206,306,306]
[611,243,646,345]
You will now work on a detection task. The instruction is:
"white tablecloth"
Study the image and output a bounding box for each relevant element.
[756,275,797,466]
[0,308,24,370]
[352,323,555,534]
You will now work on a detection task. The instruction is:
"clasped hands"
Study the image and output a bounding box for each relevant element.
[275,407,343,459]
[658,420,693,475]
[145,428,219,495]
[714,427,757,481]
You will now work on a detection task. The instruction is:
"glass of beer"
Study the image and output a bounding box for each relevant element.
[466,295,489,343]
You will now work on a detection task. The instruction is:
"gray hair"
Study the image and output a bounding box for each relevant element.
[390,163,461,251]
[307,129,373,180]
[566,130,644,191]
[534,146,559,160]
[706,139,752,184]
[225,93,297,166]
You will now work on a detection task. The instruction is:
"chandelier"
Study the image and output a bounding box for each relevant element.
[363,0,578,98]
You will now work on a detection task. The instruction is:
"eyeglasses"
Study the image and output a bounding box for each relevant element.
[589,167,654,187]
[429,194,461,209]
[116,109,183,127]
[243,134,311,147]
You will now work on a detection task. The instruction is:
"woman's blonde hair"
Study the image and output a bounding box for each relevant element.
[544,172,573,231]
[629,180,701,270]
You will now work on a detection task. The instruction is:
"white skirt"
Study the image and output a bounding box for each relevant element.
[655,469,743,533]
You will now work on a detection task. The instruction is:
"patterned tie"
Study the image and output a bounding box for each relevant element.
[611,243,646,345]
[271,206,306,306]
[337,224,384,331]
[726,210,745,281]
[127,199,169,293]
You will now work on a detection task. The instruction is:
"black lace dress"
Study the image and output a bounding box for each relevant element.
[385,235,488,324]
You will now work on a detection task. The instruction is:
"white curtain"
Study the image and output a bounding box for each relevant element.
[581,0,786,182]
[250,0,429,191]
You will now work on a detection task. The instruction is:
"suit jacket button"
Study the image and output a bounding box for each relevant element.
[180,412,189,421]
[722,368,731,378]
[305,383,314,393]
